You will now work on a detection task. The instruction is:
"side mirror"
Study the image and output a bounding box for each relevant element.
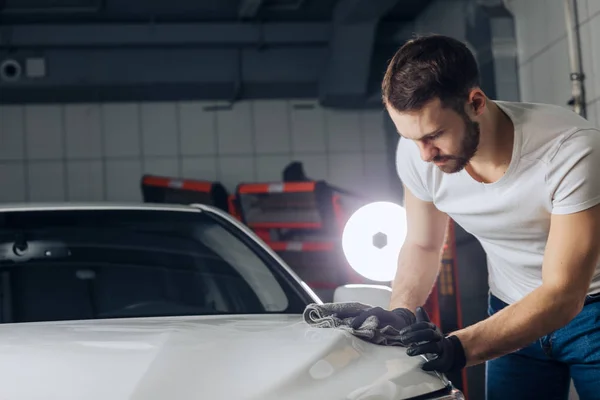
[333,284,392,309]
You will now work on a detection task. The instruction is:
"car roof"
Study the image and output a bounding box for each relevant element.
[0,202,212,213]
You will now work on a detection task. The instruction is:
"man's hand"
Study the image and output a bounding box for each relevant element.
[399,307,467,373]
[351,306,416,331]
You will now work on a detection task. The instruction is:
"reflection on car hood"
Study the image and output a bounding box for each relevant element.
[0,314,448,400]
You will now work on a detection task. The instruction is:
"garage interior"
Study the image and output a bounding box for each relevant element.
[1,0,599,399]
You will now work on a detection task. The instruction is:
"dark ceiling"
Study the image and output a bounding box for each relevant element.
[0,0,435,106]
[0,0,432,23]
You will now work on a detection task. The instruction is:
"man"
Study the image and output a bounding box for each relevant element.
[351,34,600,399]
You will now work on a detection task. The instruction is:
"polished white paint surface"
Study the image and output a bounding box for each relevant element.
[334,284,393,309]
[0,314,447,400]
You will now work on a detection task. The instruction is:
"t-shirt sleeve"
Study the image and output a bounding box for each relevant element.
[395,138,433,202]
[547,128,600,215]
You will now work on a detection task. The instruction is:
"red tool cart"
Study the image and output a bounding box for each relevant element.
[233,180,369,301]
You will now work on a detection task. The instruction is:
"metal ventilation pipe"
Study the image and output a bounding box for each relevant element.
[564,0,586,118]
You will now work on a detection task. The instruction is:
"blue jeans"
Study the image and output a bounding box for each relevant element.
[485,293,600,400]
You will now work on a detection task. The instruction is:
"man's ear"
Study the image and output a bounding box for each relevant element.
[468,88,486,117]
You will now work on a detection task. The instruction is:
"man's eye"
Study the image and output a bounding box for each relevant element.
[417,131,443,144]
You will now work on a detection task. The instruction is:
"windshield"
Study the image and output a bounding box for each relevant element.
[0,207,310,324]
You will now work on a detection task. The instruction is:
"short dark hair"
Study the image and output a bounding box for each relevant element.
[382,34,480,113]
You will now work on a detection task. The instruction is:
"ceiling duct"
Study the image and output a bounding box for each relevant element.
[318,0,399,109]
[238,0,265,19]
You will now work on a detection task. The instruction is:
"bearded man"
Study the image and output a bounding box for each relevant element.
[351,34,600,400]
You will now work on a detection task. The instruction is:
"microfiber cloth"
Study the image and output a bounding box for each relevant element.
[303,302,408,346]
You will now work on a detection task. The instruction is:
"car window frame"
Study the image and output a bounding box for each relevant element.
[198,207,318,309]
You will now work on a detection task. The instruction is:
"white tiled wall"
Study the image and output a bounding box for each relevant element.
[0,100,391,203]
[508,0,600,126]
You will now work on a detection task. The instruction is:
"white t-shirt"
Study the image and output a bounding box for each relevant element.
[396,100,600,305]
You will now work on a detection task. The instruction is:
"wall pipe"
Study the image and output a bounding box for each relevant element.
[564,0,586,118]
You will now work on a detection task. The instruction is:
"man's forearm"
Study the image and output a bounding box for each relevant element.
[453,285,584,366]
[389,243,442,312]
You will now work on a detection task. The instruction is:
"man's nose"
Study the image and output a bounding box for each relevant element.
[417,142,437,162]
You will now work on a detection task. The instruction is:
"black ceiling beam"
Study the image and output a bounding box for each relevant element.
[0,0,102,14]
[0,22,331,48]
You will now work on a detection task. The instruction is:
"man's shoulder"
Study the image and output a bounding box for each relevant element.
[497,101,597,161]
[544,126,600,214]
[547,126,600,167]
[498,101,594,135]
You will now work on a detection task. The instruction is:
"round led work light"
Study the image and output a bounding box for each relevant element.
[341,201,407,282]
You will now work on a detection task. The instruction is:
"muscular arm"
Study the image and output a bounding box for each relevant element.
[389,185,449,312]
[453,203,600,366]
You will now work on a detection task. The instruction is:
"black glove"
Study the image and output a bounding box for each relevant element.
[398,306,467,373]
[351,306,416,330]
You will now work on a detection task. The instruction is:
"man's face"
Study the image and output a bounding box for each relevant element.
[388,98,480,174]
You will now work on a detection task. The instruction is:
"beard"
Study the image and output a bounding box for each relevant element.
[434,113,480,174]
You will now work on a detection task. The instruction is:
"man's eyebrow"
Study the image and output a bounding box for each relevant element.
[422,129,443,138]
[397,129,443,140]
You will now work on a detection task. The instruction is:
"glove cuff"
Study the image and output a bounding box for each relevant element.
[447,335,467,371]
[391,307,416,325]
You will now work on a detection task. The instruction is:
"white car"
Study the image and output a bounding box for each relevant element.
[0,203,464,400]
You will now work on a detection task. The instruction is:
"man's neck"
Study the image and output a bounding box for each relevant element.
[466,100,515,183]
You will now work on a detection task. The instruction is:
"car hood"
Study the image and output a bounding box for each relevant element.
[0,314,448,400]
